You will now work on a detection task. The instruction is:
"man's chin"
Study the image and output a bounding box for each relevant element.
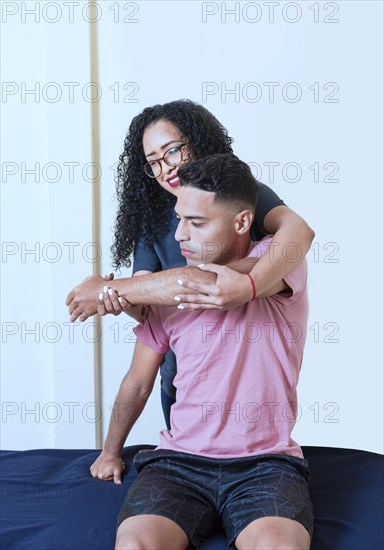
[186,258,202,267]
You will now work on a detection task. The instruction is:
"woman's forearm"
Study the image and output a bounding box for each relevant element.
[252,208,315,297]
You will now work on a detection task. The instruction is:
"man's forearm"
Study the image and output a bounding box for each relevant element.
[103,375,152,456]
[108,267,217,306]
[67,257,258,322]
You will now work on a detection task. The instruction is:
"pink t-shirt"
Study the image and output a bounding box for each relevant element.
[134,236,308,459]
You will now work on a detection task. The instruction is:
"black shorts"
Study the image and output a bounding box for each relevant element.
[118,449,314,547]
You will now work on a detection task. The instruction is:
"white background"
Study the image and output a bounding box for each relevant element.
[1,1,383,453]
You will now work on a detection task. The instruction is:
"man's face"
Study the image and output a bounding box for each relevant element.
[174,186,247,266]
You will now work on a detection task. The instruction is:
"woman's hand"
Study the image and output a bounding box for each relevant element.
[97,274,132,316]
[174,264,253,310]
[89,451,126,484]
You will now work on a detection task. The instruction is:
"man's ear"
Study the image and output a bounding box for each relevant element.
[235,210,254,234]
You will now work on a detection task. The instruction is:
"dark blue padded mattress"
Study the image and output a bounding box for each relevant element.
[1,445,383,549]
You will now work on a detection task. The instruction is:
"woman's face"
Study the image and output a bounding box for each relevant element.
[142,119,191,196]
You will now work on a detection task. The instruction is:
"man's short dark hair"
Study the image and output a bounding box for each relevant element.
[177,154,258,212]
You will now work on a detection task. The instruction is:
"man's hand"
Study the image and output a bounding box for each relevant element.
[66,274,113,322]
[89,451,126,484]
[174,264,253,310]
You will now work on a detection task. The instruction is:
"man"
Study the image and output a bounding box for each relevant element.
[90,154,313,550]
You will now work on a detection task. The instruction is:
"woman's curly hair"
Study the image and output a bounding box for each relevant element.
[111,99,234,270]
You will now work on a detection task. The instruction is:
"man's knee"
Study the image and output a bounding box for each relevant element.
[115,519,143,550]
[115,515,190,550]
[235,516,311,550]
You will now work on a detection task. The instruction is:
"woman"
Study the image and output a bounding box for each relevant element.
[102,99,315,428]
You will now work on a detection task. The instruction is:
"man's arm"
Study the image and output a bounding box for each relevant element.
[90,340,163,484]
[66,249,278,322]
[101,270,153,324]
[65,266,217,322]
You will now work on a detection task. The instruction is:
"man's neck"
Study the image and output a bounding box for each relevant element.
[217,236,251,265]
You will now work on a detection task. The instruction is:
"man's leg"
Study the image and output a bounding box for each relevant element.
[220,455,313,550]
[115,514,189,550]
[235,516,311,550]
[117,451,221,549]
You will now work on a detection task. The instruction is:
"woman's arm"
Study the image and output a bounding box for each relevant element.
[173,206,314,308]
[253,205,314,297]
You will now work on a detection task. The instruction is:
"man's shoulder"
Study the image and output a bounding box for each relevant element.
[247,235,274,259]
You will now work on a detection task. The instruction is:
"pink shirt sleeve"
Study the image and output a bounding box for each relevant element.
[133,306,170,354]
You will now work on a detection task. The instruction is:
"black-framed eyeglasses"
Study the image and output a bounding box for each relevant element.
[142,143,190,179]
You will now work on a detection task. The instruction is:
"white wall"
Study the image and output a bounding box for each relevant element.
[1,1,383,454]
[1,3,97,448]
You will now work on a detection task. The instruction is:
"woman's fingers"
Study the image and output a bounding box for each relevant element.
[97,287,129,316]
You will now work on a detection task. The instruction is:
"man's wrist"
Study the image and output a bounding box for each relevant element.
[103,443,123,458]
[111,280,136,306]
